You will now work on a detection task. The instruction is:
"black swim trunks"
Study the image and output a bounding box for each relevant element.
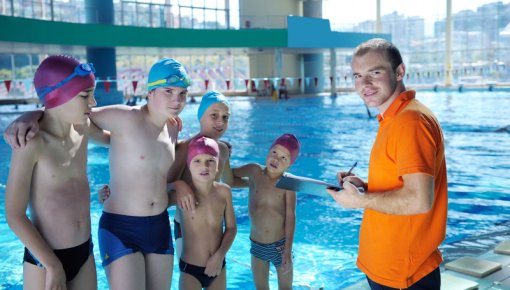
[179,258,226,288]
[23,237,93,281]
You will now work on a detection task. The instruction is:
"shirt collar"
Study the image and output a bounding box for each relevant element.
[377,90,416,122]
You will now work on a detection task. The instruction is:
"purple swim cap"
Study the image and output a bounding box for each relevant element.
[270,134,301,165]
[187,136,220,165]
[34,55,95,109]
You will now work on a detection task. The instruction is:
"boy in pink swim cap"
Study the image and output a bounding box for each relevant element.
[175,136,236,289]
[4,57,196,289]
[5,55,105,289]
[230,133,300,289]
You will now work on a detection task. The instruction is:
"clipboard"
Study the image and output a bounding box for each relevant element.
[275,173,341,197]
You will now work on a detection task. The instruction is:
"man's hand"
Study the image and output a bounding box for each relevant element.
[336,171,365,189]
[98,185,110,204]
[3,111,42,149]
[173,180,197,213]
[327,181,366,209]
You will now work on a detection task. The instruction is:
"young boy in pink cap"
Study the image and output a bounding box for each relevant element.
[176,136,237,290]
[231,133,300,290]
[167,91,233,258]
[3,57,195,290]
[5,55,107,289]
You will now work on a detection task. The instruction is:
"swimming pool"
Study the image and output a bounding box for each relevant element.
[1,91,510,289]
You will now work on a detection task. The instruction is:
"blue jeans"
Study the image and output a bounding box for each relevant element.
[367,267,440,290]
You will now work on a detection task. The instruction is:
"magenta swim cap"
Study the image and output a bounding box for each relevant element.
[187,136,220,165]
[270,134,301,165]
[34,55,95,109]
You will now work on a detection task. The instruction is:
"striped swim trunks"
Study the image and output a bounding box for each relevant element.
[250,238,286,268]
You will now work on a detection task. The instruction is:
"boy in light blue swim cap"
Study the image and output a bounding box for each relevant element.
[147,58,191,91]
[91,57,197,290]
[168,91,235,259]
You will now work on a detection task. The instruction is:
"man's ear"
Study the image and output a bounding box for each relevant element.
[396,63,406,81]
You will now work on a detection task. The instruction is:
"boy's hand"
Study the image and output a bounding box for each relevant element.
[167,116,182,132]
[280,250,293,274]
[204,253,223,277]
[3,111,42,149]
[220,140,233,157]
[45,262,67,290]
[174,180,197,213]
[98,185,110,204]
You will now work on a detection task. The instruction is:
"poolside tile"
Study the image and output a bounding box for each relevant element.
[494,240,510,255]
[445,257,502,278]
[441,273,478,290]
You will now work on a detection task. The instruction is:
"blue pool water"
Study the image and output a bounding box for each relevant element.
[1,91,510,289]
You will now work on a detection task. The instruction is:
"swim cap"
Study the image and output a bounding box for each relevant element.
[197,91,230,122]
[270,134,301,165]
[34,55,95,109]
[187,136,220,165]
[147,58,190,91]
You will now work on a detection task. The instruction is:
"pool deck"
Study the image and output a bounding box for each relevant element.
[345,225,510,290]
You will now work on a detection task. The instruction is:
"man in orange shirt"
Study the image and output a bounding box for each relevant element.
[327,38,447,289]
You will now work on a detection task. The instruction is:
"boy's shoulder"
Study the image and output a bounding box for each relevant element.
[214,181,231,191]
[20,132,45,152]
[213,181,232,198]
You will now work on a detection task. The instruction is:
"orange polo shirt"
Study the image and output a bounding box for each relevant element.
[357,90,448,288]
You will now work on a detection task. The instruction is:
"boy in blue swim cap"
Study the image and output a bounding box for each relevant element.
[4,57,196,290]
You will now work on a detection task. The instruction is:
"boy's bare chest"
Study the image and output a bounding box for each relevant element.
[189,196,224,223]
[119,125,176,164]
[38,133,88,179]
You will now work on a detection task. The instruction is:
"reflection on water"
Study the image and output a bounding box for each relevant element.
[0,91,509,289]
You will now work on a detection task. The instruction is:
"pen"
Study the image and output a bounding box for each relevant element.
[346,161,358,176]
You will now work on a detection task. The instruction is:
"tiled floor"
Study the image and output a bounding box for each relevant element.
[345,240,510,290]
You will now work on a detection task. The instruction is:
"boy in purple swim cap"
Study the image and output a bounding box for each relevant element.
[230,133,301,289]
[5,55,105,289]
[4,57,196,289]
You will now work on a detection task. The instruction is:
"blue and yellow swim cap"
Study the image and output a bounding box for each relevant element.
[147,58,190,91]
[197,91,230,122]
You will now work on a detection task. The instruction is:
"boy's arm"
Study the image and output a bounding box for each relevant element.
[231,163,258,188]
[221,155,234,186]
[218,187,237,257]
[205,186,237,276]
[166,142,197,211]
[281,190,297,273]
[87,118,111,147]
[89,105,132,132]
[3,109,44,148]
[4,140,66,287]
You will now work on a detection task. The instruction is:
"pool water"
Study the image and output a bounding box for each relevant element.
[1,91,510,289]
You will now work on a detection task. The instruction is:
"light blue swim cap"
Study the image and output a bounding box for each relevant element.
[147,58,190,91]
[197,91,230,122]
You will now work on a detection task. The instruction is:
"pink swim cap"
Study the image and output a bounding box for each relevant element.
[270,134,301,165]
[34,55,96,109]
[187,136,220,165]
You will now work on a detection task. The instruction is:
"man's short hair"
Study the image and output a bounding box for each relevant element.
[353,38,403,71]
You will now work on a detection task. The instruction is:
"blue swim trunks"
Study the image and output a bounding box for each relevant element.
[98,210,174,267]
[250,238,286,268]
